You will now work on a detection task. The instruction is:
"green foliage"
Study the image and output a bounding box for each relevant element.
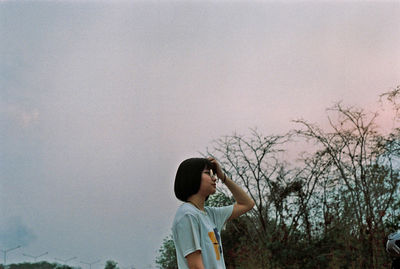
[155,235,177,269]
[205,192,234,207]
[104,260,118,269]
[6,262,73,269]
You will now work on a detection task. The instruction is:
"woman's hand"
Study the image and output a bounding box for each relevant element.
[208,157,224,180]
[208,157,255,220]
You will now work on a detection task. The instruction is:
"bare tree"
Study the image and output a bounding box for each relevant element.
[207,129,326,268]
[294,95,400,268]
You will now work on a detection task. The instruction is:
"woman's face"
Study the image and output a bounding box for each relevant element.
[198,168,217,197]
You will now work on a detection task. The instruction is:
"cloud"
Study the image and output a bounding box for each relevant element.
[2,103,40,128]
[0,217,36,247]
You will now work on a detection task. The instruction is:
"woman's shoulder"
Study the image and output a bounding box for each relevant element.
[204,205,234,223]
[173,203,199,225]
[176,202,197,214]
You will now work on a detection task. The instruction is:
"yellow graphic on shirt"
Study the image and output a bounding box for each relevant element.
[208,230,221,260]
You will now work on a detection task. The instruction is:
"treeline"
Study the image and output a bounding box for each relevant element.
[156,87,400,269]
[0,262,73,269]
[0,260,119,269]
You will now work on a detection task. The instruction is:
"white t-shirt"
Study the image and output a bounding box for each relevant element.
[172,203,234,269]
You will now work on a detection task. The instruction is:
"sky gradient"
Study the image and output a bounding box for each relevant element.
[1,1,400,268]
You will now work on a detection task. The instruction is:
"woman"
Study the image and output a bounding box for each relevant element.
[172,157,255,269]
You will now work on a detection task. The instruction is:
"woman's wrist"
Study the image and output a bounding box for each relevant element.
[221,173,227,184]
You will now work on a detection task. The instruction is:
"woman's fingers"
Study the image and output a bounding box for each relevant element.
[208,157,224,178]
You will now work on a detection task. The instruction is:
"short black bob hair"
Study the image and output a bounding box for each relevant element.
[174,158,215,202]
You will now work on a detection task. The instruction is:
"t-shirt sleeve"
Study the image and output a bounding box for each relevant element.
[207,205,234,232]
[173,214,202,258]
